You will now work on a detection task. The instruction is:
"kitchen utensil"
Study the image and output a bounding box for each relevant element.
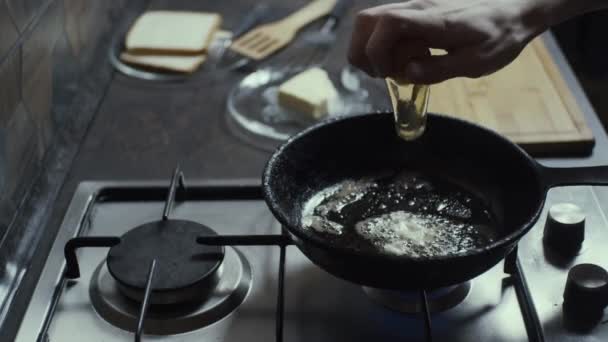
[259,111,608,290]
[230,0,337,61]
[277,0,351,70]
[212,4,270,66]
[230,0,350,72]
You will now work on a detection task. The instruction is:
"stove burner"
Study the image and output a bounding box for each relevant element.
[362,282,471,314]
[107,219,224,305]
[92,247,252,334]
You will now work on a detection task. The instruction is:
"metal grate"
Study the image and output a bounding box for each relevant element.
[41,166,545,342]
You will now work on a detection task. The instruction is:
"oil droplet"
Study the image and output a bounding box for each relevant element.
[437,202,448,212]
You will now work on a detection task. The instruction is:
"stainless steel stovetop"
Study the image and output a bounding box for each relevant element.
[14,172,608,342]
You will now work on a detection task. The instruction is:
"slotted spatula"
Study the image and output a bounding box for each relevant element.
[230,0,337,60]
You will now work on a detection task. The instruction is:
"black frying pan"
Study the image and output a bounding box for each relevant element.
[262,112,608,290]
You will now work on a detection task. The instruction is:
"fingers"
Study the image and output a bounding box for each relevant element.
[365,13,434,77]
[392,42,431,79]
[404,48,492,84]
[364,15,400,76]
[347,8,377,76]
[347,4,412,76]
[347,1,529,83]
[348,6,448,78]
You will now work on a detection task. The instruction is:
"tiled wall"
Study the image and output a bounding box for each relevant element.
[0,0,129,236]
[0,2,150,335]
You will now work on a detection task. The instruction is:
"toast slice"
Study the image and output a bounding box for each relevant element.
[120,52,207,73]
[125,10,222,54]
[120,29,232,74]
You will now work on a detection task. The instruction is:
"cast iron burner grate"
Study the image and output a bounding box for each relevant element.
[106,218,224,305]
[59,167,234,340]
[44,166,545,342]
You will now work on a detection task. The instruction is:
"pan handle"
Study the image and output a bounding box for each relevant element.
[539,164,608,188]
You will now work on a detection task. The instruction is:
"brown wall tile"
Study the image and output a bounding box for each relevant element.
[51,31,79,112]
[0,49,39,215]
[0,0,141,331]
[0,46,25,206]
[4,103,39,205]
[0,1,19,59]
[63,0,117,63]
[0,197,16,236]
[0,46,20,127]
[22,53,52,159]
[21,0,62,159]
[0,0,137,235]
[62,0,88,58]
[6,0,47,32]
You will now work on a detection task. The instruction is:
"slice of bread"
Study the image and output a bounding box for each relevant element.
[120,52,207,74]
[119,29,232,74]
[125,10,222,54]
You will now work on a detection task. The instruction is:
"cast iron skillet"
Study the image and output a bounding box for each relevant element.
[262,112,608,291]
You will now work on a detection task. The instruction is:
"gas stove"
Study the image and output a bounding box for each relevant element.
[15,167,608,341]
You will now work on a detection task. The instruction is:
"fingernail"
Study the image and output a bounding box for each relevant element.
[405,62,423,81]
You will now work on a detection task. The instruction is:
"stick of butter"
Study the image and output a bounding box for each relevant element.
[277,67,339,120]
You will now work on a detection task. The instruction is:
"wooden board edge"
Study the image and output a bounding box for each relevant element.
[531,38,595,144]
[519,139,595,157]
[510,132,593,144]
[435,111,591,144]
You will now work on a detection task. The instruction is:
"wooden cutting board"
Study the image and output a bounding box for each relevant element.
[428,37,595,156]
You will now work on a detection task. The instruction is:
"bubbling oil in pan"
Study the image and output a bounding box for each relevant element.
[301,171,498,258]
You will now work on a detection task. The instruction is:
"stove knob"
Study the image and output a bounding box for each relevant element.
[543,203,585,256]
[563,263,608,331]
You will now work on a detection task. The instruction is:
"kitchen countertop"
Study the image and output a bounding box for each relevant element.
[6,0,608,339]
[60,34,608,180]
[40,0,608,293]
[56,31,608,187]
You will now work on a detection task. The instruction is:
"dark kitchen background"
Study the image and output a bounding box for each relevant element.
[553,11,608,123]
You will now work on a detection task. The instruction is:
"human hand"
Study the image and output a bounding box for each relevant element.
[347,0,550,84]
